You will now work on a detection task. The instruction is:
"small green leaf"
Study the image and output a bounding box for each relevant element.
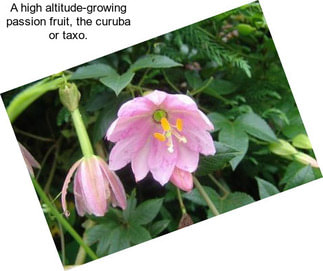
[184,70,203,89]
[183,186,221,207]
[150,220,170,237]
[108,227,130,254]
[100,69,135,96]
[130,55,182,72]
[204,79,238,96]
[71,63,115,80]
[129,198,163,225]
[292,134,312,149]
[128,224,151,244]
[219,123,249,170]
[218,192,254,213]
[196,142,241,176]
[122,190,137,221]
[256,177,279,199]
[236,24,256,36]
[207,112,230,132]
[283,164,316,190]
[236,112,277,142]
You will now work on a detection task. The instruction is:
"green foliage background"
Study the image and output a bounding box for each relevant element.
[1,2,321,266]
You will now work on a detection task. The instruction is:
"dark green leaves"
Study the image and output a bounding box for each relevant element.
[196,142,241,176]
[129,198,163,225]
[71,63,115,80]
[281,162,316,190]
[236,112,277,142]
[100,70,135,96]
[256,177,279,199]
[130,55,182,71]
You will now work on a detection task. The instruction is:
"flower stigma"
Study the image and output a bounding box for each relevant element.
[153,112,187,153]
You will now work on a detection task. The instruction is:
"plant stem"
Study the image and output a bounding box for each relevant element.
[193,176,220,216]
[14,127,54,142]
[75,220,95,265]
[191,76,214,96]
[31,177,98,261]
[176,188,187,215]
[71,108,94,157]
[162,70,181,94]
[208,174,230,198]
[7,75,70,123]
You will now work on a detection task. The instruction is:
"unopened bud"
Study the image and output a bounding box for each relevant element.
[178,213,193,229]
[292,134,312,150]
[294,152,319,168]
[59,83,80,112]
[269,139,297,156]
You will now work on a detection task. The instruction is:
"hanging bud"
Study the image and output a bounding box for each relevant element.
[59,83,81,112]
[269,139,297,157]
[178,213,193,229]
[293,152,319,168]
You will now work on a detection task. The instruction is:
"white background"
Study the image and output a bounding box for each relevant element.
[1,0,323,270]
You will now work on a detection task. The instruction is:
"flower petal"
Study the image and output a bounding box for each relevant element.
[118,96,155,117]
[80,158,108,216]
[148,139,177,185]
[170,167,193,192]
[61,158,83,217]
[99,159,127,210]
[169,110,214,131]
[176,144,199,172]
[131,138,152,181]
[145,90,168,106]
[183,129,216,156]
[107,116,152,142]
[163,93,198,111]
[73,169,88,216]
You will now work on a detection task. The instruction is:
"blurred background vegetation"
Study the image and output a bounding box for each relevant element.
[1,1,321,266]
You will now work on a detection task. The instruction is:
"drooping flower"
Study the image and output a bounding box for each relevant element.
[19,142,40,177]
[61,155,127,217]
[106,90,215,191]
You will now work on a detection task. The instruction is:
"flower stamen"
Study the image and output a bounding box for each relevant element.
[154,132,166,142]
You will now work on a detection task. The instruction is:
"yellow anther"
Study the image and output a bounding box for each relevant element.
[176,118,183,132]
[153,133,166,142]
[161,117,171,132]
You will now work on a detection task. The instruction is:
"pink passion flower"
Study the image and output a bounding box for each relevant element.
[106,90,216,191]
[61,155,127,217]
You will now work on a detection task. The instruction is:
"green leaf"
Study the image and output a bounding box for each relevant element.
[129,198,163,225]
[86,222,119,257]
[236,112,277,142]
[127,224,151,244]
[196,142,241,176]
[204,79,238,96]
[183,186,221,207]
[100,69,135,96]
[130,55,182,72]
[122,190,137,221]
[256,177,279,199]
[184,70,203,89]
[219,123,249,170]
[150,220,170,237]
[91,94,129,143]
[71,63,115,80]
[218,192,255,213]
[108,227,130,254]
[207,112,230,132]
[236,24,256,36]
[282,164,315,190]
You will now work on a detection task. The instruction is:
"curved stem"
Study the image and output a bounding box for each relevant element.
[31,177,98,261]
[176,188,187,215]
[193,176,220,216]
[191,76,214,96]
[7,75,70,123]
[71,108,94,157]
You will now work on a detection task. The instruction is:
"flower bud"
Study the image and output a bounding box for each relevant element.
[178,213,193,229]
[59,83,80,112]
[294,152,319,168]
[269,139,297,156]
[292,134,312,149]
